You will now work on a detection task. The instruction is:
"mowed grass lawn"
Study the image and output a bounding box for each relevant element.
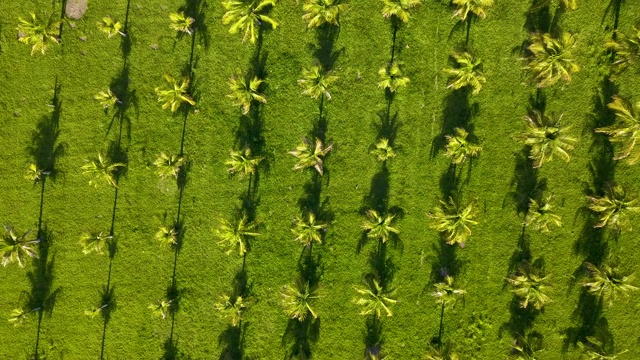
[1,0,639,358]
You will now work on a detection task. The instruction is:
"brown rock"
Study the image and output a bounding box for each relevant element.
[65,0,88,20]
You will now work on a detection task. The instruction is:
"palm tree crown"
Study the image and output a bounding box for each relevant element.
[8,308,30,326]
[429,195,478,247]
[17,12,60,56]
[153,152,186,180]
[1,226,38,267]
[227,73,267,115]
[522,32,580,88]
[303,0,350,27]
[222,0,279,44]
[525,197,562,233]
[380,0,422,23]
[94,88,119,109]
[605,25,640,74]
[444,127,482,165]
[215,294,248,327]
[587,183,640,231]
[25,163,47,182]
[80,231,112,255]
[81,152,126,188]
[149,298,173,319]
[97,16,125,38]
[353,278,398,318]
[155,226,178,248]
[289,137,333,175]
[431,276,466,309]
[298,66,338,101]
[370,138,397,162]
[282,278,320,321]
[292,212,326,247]
[216,215,260,256]
[443,52,486,95]
[225,147,264,179]
[582,261,638,307]
[169,12,195,35]
[362,209,399,244]
[595,95,640,165]
[155,74,196,113]
[451,0,493,22]
[518,110,576,168]
[506,261,552,310]
[378,61,410,93]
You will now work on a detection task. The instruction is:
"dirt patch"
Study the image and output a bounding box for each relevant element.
[65,0,88,20]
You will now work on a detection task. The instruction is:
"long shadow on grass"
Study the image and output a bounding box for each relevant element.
[431,88,477,158]
[218,267,251,360]
[309,24,343,71]
[602,0,623,32]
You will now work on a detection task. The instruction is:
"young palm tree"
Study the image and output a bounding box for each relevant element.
[81,152,125,188]
[586,183,640,231]
[155,74,196,113]
[155,226,178,248]
[302,0,350,27]
[16,12,60,56]
[595,95,640,165]
[298,66,338,101]
[97,16,125,38]
[222,0,279,44]
[506,261,552,310]
[216,215,260,256]
[25,163,48,182]
[169,12,195,35]
[84,303,108,319]
[289,137,333,175]
[429,195,478,247]
[518,110,576,168]
[153,152,185,180]
[370,138,397,162]
[444,127,482,165]
[525,197,562,233]
[1,226,38,267]
[281,278,320,321]
[443,52,486,95]
[380,0,422,23]
[362,209,399,244]
[431,276,466,309]
[353,278,398,318]
[292,212,326,248]
[8,308,30,326]
[451,0,493,22]
[225,148,263,179]
[605,25,640,74]
[94,88,119,109]
[378,61,410,93]
[227,72,267,115]
[215,294,247,327]
[149,298,173,319]
[522,32,580,88]
[80,231,112,255]
[582,262,638,307]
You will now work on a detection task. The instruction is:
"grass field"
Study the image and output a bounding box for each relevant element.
[1,0,639,358]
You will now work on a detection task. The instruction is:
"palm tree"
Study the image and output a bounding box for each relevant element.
[149,298,173,319]
[431,276,466,309]
[522,32,580,88]
[216,215,260,256]
[16,12,60,56]
[506,261,552,310]
[84,303,108,319]
[292,212,326,248]
[443,52,486,95]
[8,308,30,326]
[298,66,338,101]
[1,226,38,267]
[577,327,628,359]
[81,152,125,188]
[215,294,247,327]
[518,110,576,168]
[425,342,460,360]
[444,127,482,165]
[582,261,638,307]
[362,209,399,244]
[451,0,493,22]
[429,195,478,247]
[370,138,397,162]
[281,278,320,321]
[511,333,544,360]
[97,16,125,38]
[155,226,178,248]
[378,61,409,93]
[94,88,119,109]
[155,74,196,113]
[605,25,640,74]
[525,197,562,233]
[302,0,350,27]
[225,148,263,179]
[353,278,398,318]
[169,12,195,35]
[289,137,333,175]
[595,95,640,165]
[80,231,112,255]
[153,152,186,180]
[227,72,267,115]
[586,183,640,231]
[380,0,422,23]
[25,163,48,182]
[221,0,279,44]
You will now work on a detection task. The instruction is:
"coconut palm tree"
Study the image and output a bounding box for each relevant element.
[443,52,486,95]
[429,195,478,247]
[81,152,125,188]
[298,66,338,101]
[370,138,397,162]
[582,261,638,307]
[451,0,493,22]
[222,0,279,44]
[16,12,60,56]
[518,110,576,168]
[225,148,263,179]
[282,278,320,321]
[80,231,112,255]
[380,0,422,23]
[8,308,30,326]
[84,303,108,319]
[522,32,580,88]
[302,0,350,27]
[153,152,185,180]
[431,276,466,309]
[94,88,119,109]
[289,137,333,175]
[25,163,48,182]
[97,16,125,38]
[353,278,398,318]
[169,12,195,35]
[605,25,640,74]
[586,183,640,231]
[525,197,562,233]
[378,61,409,93]
[506,261,552,310]
[215,294,247,327]
[1,226,38,267]
[155,226,178,248]
[155,74,196,113]
[216,215,260,256]
[595,95,640,165]
[227,72,267,115]
[292,212,326,248]
[362,209,399,244]
[444,127,482,165]
[149,298,173,319]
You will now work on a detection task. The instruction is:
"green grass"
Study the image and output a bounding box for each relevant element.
[1,0,639,358]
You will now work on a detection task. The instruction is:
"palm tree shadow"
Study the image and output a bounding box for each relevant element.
[562,292,609,353]
[431,88,477,158]
[602,0,623,31]
[282,317,321,360]
[361,166,390,215]
[504,148,547,216]
[499,297,540,340]
[374,100,400,147]
[363,316,384,360]
[218,323,247,360]
[309,23,343,71]
[366,243,396,290]
[428,238,465,284]
[107,64,138,143]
